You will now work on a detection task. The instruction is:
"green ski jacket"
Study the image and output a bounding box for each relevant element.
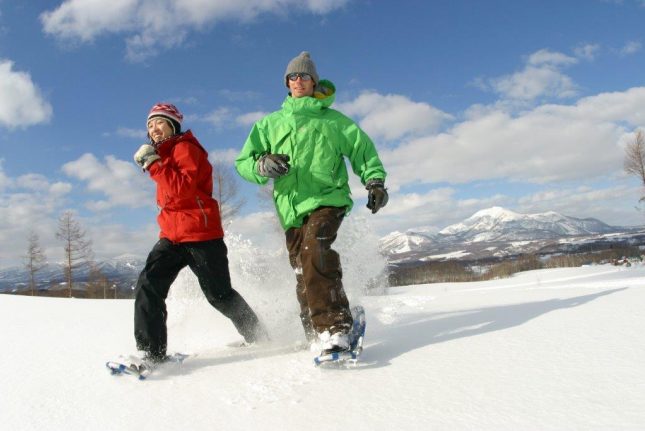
[235,80,387,230]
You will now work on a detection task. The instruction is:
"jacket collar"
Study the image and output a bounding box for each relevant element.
[153,130,199,156]
[282,79,336,115]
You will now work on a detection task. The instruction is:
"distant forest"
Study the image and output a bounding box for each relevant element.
[387,246,642,287]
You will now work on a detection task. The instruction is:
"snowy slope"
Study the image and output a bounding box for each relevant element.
[1,263,644,430]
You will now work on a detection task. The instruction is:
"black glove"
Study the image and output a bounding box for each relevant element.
[366,179,388,214]
[257,153,290,178]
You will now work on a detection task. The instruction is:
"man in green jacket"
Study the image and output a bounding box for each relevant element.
[235,51,388,355]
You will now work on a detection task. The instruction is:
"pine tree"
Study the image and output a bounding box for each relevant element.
[56,211,93,297]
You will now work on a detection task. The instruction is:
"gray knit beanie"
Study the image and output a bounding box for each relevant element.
[284,51,319,87]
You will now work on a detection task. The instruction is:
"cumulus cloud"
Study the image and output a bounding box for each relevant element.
[116,127,146,139]
[210,148,239,164]
[192,107,269,130]
[480,49,579,103]
[90,221,160,262]
[41,0,349,61]
[202,107,234,129]
[236,111,269,127]
[336,92,453,141]
[517,183,641,225]
[620,40,642,55]
[0,163,74,265]
[0,60,53,129]
[377,86,645,191]
[574,43,600,60]
[0,160,11,192]
[62,153,153,210]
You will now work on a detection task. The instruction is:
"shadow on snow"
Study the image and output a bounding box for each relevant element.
[360,287,627,369]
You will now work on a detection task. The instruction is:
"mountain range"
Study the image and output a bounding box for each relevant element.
[2,207,644,292]
[0,254,145,294]
[379,206,644,263]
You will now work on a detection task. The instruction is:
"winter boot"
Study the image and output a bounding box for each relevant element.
[319,330,350,355]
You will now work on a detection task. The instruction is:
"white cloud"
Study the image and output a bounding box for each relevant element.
[483,49,579,102]
[517,183,642,226]
[195,108,268,130]
[236,111,269,127]
[0,59,53,129]
[116,127,146,139]
[336,92,453,141]
[0,160,11,192]
[0,163,74,265]
[379,86,645,190]
[90,221,159,261]
[620,40,642,55]
[527,49,577,67]
[41,0,349,61]
[574,43,600,60]
[210,148,239,164]
[203,107,233,129]
[16,173,53,191]
[61,153,153,210]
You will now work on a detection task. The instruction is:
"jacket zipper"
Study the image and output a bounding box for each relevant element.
[196,197,208,227]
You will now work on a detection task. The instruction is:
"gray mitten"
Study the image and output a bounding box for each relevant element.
[257,154,290,178]
[134,144,160,171]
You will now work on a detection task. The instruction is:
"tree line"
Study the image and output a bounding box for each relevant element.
[387,246,642,287]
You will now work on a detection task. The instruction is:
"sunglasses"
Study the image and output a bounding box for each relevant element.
[287,73,313,82]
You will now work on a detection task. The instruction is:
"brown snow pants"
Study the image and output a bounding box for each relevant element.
[285,206,353,340]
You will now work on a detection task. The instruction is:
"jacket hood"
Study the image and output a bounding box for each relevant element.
[282,79,336,114]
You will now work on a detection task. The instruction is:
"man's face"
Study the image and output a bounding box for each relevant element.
[287,73,315,98]
[147,118,174,143]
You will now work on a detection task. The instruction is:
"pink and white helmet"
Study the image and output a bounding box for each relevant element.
[147,103,183,134]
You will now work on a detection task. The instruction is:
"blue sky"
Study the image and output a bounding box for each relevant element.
[1,0,645,267]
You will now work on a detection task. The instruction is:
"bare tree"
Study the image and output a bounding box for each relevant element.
[212,161,246,223]
[624,130,645,201]
[24,231,47,296]
[255,185,284,234]
[56,211,93,297]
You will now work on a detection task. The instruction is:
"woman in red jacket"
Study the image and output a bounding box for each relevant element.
[133,103,264,362]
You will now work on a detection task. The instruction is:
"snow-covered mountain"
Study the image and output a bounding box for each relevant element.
[0,254,145,293]
[379,228,437,254]
[440,206,615,242]
[380,207,642,263]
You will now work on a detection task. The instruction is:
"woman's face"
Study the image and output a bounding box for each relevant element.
[147,118,174,143]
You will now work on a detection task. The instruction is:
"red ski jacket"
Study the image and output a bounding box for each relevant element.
[148,130,224,243]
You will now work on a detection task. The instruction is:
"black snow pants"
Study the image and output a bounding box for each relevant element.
[134,238,261,359]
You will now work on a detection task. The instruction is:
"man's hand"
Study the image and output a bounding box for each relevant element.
[366,179,388,214]
[257,154,290,178]
[134,144,160,171]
